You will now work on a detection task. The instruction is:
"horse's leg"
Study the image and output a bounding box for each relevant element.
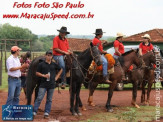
[141,80,146,104]
[70,80,77,116]
[88,81,99,106]
[106,80,117,112]
[146,71,154,105]
[79,97,87,111]
[131,80,140,108]
[75,83,82,116]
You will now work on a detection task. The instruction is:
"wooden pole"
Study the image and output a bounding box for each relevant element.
[4,40,7,72]
[0,40,3,86]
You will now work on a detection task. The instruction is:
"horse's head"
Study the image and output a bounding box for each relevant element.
[142,50,156,66]
[90,42,102,66]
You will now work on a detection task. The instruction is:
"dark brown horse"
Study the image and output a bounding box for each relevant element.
[70,43,102,116]
[87,49,143,112]
[127,51,156,108]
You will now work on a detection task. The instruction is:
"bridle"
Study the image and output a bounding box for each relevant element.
[70,46,101,83]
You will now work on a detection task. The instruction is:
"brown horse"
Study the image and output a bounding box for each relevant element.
[87,49,143,112]
[127,51,156,108]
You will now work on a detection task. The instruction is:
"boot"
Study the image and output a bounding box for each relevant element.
[104,75,112,84]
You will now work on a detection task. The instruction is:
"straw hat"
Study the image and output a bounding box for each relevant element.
[116,32,125,38]
[141,34,151,39]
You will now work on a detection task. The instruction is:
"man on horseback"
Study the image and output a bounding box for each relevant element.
[139,34,153,56]
[113,32,126,81]
[92,29,112,84]
[53,26,72,89]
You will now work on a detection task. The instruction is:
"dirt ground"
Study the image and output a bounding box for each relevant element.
[0,89,163,122]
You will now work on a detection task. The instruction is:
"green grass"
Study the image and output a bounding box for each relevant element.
[78,106,163,122]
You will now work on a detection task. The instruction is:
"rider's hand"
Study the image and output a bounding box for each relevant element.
[64,52,70,55]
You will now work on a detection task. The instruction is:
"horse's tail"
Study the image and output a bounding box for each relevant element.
[26,56,44,105]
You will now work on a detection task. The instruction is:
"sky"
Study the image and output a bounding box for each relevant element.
[0,0,163,36]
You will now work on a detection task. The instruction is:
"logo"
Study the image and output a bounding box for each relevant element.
[2,105,33,121]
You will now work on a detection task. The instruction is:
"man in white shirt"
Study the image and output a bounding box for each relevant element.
[6,46,28,105]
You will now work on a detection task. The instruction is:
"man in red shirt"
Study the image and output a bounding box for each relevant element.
[139,34,153,56]
[53,26,72,89]
[92,29,112,83]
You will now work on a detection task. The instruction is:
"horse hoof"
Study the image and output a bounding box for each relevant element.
[89,102,95,107]
[107,109,114,112]
[82,106,87,111]
[77,112,82,116]
[135,104,140,108]
[72,112,78,116]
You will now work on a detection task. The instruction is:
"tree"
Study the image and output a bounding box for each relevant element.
[0,23,38,51]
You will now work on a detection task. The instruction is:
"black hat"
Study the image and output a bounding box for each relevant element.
[93,29,105,34]
[57,26,70,34]
[46,51,53,55]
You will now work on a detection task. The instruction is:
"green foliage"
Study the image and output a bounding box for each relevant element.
[0,23,38,51]
[107,37,116,42]
[116,107,137,122]
[36,35,55,51]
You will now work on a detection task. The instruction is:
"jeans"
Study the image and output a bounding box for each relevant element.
[33,88,54,114]
[53,55,66,85]
[113,55,119,59]
[6,77,21,105]
[101,55,108,77]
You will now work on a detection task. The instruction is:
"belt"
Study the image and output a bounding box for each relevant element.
[8,75,20,80]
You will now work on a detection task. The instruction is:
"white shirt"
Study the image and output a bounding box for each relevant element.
[6,55,21,77]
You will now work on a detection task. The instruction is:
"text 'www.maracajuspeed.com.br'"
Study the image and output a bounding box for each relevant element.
[3,12,94,20]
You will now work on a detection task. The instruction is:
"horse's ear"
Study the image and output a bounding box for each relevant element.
[90,42,93,47]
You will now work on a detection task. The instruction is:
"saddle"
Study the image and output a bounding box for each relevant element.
[89,54,115,75]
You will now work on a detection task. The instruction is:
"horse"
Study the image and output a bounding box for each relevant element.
[127,50,156,108]
[70,43,102,116]
[87,49,143,112]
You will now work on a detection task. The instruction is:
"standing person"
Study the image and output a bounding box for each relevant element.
[33,51,63,119]
[113,32,126,80]
[92,28,112,83]
[20,51,31,97]
[6,46,28,105]
[53,26,72,89]
[139,34,153,56]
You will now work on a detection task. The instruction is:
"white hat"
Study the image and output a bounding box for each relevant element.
[141,34,151,39]
[116,32,125,38]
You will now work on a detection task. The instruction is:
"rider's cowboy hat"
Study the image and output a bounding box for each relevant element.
[116,32,125,38]
[141,34,151,39]
[57,26,70,34]
[93,29,106,34]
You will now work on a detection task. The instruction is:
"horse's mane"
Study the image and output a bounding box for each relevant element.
[121,49,136,56]
[118,49,138,66]
[78,48,89,58]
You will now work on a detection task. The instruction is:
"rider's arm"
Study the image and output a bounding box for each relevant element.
[114,47,121,56]
[54,48,69,55]
[139,48,143,56]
